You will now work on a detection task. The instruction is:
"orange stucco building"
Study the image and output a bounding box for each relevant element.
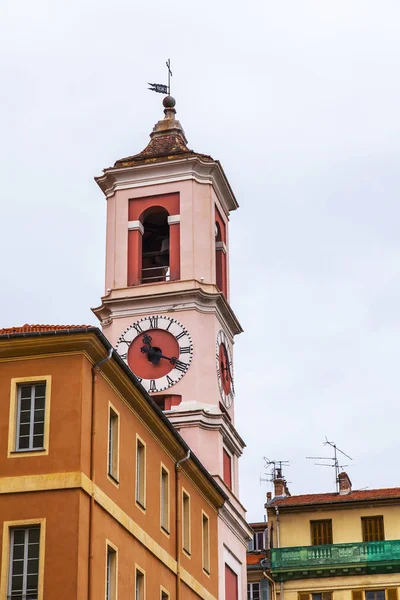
[0,324,226,600]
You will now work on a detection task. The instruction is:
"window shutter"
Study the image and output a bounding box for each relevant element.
[261,579,269,600]
[323,593,332,600]
[299,594,311,600]
[352,591,363,600]
[387,589,399,600]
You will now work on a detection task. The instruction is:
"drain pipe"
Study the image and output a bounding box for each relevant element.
[175,450,191,600]
[274,506,283,600]
[263,571,277,600]
[88,347,114,600]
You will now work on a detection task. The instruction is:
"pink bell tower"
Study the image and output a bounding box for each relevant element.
[93,96,252,599]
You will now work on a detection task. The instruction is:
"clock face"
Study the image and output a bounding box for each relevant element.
[216,329,234,408]
[116,316,193,393]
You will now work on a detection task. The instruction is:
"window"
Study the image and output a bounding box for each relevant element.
[248,582,261,600]
[16,383,46,451]
[223,448,232,489]
[160,466,170,533]
[136,437,146,508]
[8,526,41,600]
[182,490,191,554]
[248,529,266,551]
[135,568,145,600]
[311,519,333,545]
[298,593,332,600]
[202,512,210,574]
[161,588,170,600]
[106,544,117,600]
[353,589,398,600]
[141,208,170,284]
[108,406,119,482]
[362,516,385,542]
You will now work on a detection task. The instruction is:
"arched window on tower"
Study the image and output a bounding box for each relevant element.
[141,208,170,284]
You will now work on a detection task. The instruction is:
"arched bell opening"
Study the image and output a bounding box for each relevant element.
[140,207,170,284]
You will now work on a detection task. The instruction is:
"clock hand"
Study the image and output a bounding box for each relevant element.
[158,354,178,365]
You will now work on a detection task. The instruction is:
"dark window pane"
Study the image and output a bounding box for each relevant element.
[27,558,39,573]
[20,398,32,411]
[12,547,25,561]
[12,560,24,576]
[13,530,25,544]
[33,422,44,436]
[18,437,30,450]
[34,409,44,423]
[11,575,23,591]
[26,574,38,589]
[19,423,30,436]
[35,384,46,397]
[34,397,45,410]
[33,435,44,448]
[20,386,32,399]
[28,528,40,544]
[19,410,31,424]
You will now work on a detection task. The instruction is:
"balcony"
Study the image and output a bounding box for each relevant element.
[271,540,400,581]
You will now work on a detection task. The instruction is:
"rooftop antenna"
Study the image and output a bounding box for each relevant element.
[260,458,290,487]
[148,59,172,96]
[306,437,353,492]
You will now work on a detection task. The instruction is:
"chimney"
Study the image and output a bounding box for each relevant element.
[266,492,272,502]
[338,471,352,495]
[273,468,290,498]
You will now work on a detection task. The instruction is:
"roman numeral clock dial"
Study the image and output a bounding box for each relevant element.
[115,316,193,393]
[216,330,235,408]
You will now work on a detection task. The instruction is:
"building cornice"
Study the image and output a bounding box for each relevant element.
[94,156,238,217]
[167,408,246,457]
[92,281,243,338]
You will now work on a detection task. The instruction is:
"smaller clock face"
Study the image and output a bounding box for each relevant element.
[216,330,235,408]
[115,316,193,394]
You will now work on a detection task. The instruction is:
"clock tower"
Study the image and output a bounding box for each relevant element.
[94,96,251,599]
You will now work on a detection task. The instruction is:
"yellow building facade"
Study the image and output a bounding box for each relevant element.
[266,472,400,600]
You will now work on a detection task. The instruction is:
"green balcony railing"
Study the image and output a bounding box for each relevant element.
[271,539,400,571]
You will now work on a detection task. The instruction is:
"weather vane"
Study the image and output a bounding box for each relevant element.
[148,59,172,96]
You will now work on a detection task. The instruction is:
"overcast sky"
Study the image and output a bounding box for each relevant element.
[1,1,399,521]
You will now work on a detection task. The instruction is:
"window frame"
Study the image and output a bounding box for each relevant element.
[247,581,261,600]
[361,516,385,542]
[310,519,333,546]
[135,565,145,600]
[135,435,146,511]
[0,518,46,600]
[8,376,52,458]
[107,403,120,485]
[160,464,170,535]
[182,488,191,556]
[105,540,118,600]
[202,510,210,575]
[160,586,170,600]
[223,447,233,490]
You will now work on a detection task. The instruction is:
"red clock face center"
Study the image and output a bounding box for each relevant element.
[219,343,231,395]
[128,329,180,380]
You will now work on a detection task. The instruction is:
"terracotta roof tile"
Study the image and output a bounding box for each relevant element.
[0,324,94,335]
[269,487,400,508]
[247,552,266,565]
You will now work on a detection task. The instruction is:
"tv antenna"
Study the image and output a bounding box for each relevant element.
[260,458,290,486]
[306,437,353,492]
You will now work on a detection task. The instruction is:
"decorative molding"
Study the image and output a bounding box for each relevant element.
[95,156,238,217]
[215,241,227,254]
[128,220,144,234]
[167,214,180,225]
